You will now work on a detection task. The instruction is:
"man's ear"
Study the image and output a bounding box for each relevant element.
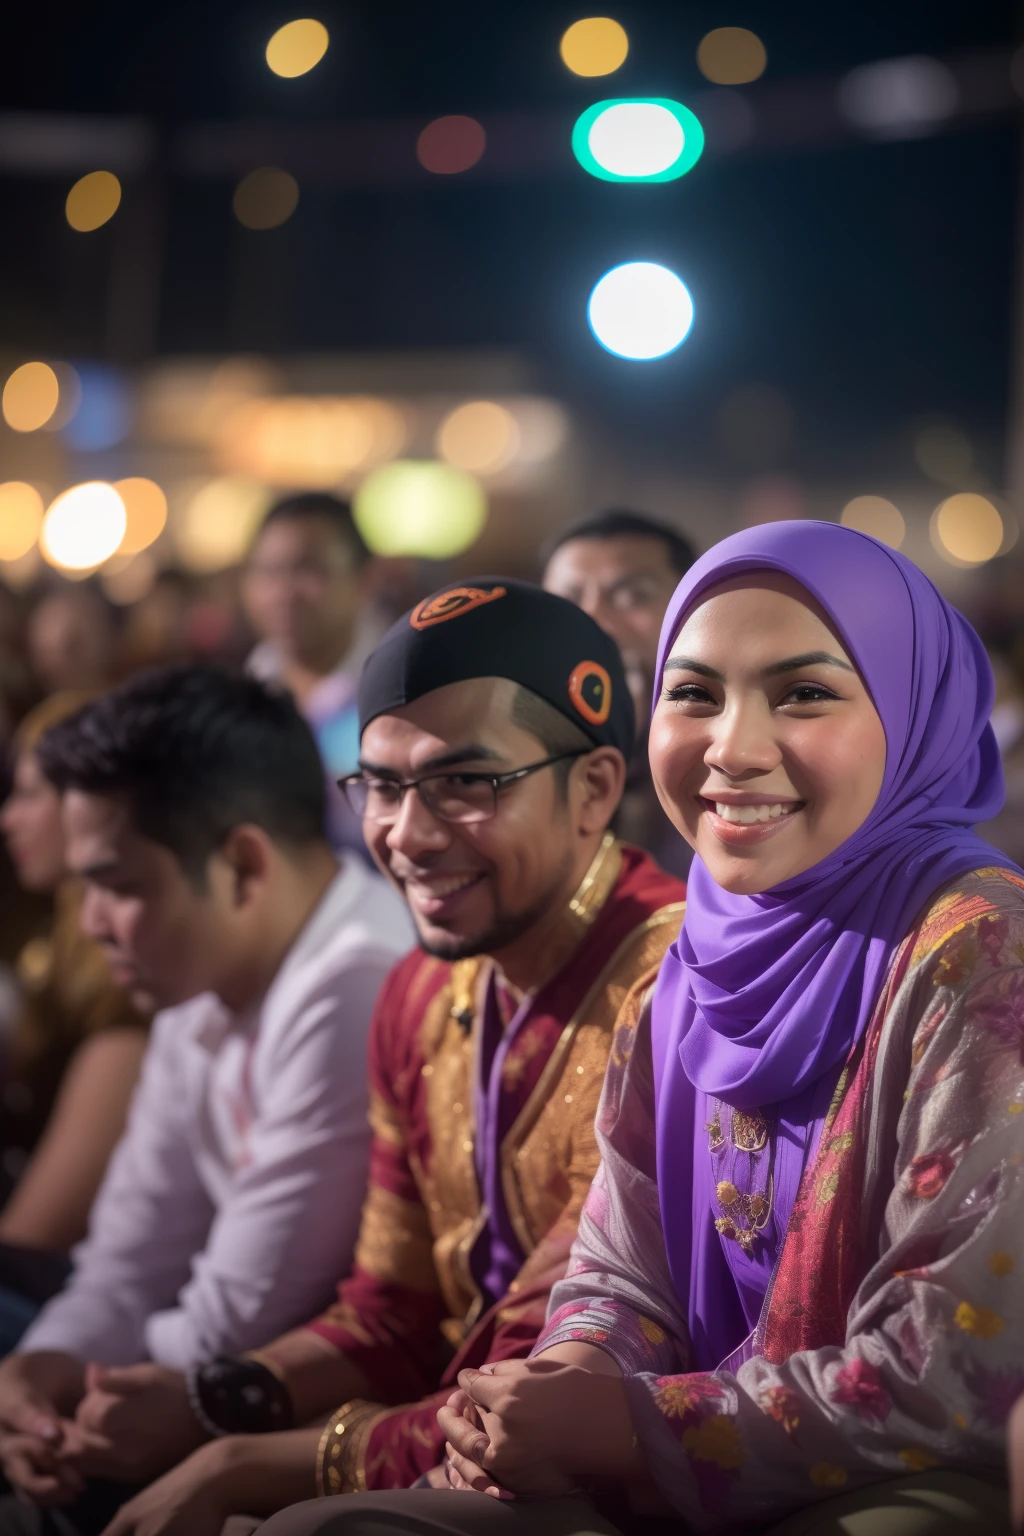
[217,824,275,908]
[573,747,627,836]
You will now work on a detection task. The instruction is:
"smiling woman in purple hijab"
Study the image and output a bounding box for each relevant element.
[411,523,1024,1536]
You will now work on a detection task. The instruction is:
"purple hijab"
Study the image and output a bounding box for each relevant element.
[650,521,1018,1366]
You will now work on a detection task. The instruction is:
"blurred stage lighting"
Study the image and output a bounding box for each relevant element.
[113,478,168,555]
[102,550,158,606]
[840,495,906,549]
[65,171,122,232]
[266,19,329,78]
[838,56,957,138]
[0,483,45,561]
[40,483,127,572]
[930,493,1003,566]
[560,17,629,77]
[587,262,694,360]
[354,461,486,558]
[697,28,767,86]
[3,362,60,432]
[233,168,300,229]
[437,402,520,475]
[416,116,486,175]
[572,99,703,182]
[176,478,271,573]
[61,364,133,450]
[219,396,406,486]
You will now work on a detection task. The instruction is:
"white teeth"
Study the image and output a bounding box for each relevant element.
[422,875,476,897]
[714,802,795,824]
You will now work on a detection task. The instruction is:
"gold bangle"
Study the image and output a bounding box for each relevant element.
[316,1400,383,1497]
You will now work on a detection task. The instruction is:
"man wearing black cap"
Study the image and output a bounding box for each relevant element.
[43,581,683,1536]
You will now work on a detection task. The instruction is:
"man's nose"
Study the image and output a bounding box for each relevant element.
[385,786,452,859]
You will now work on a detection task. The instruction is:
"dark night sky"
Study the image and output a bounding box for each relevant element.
[0,1,1019,480]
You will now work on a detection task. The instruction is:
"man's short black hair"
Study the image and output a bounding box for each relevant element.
[509,684,593,795]
[254,493,371,568]
[541,509,696,577]
[37,665,327,884]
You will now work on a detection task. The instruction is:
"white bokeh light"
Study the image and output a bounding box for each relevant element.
[587,262,694,360]
[587,102,685,178]
[40,482,127,571]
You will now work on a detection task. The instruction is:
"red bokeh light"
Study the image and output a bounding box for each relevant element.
[416,115,486,175]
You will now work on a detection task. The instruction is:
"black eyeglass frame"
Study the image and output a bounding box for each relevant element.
[338,750,590,826]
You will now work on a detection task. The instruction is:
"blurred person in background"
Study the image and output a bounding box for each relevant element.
[243,495,381,858]
[0,665,413,1532]
[15,582,685,1536]
[0,694,150,1354]
[26,589,120,700]
[119,572,195,674]
[543,509,697,879]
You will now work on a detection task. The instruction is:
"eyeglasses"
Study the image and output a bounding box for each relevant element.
[338,751,588,827]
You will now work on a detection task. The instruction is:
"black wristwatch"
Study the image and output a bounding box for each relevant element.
[186,1355,295,1438]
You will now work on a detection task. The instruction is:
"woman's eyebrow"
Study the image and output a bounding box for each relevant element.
[762,651,855,676]
[662,656,724,680]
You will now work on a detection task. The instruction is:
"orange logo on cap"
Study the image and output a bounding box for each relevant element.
[410,585,508,630]
[568,661,612,726]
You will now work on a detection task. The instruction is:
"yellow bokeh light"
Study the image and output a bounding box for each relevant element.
[560,17,629,77]
[40,483,127,572]
[3,362,60,433]
[930,493,1004,566]
[437,402,520,475]
[66,171,122,232]
[353,461,486,558]
[176,478,272,573]
[219,396,406,486]
[0,482,45,561]
[113,478,168,555]
[233,168,300,230]
[840,495,906,549]
[697,28,767,86]
[266,18,329,78]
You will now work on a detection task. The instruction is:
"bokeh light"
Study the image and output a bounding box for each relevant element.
[65,171,122,232]
[61,364,134,450]
[40,483,127,572]
[266,19,329,78]
[697,28,767,86]
[416,117,486,175]
[3,362,60,432]
[112,478,168,555]
[838,57,957,138]
[840,495,906,549]
[509,398,569,464]
[233,168,300,230]
[0,483,45,561]
[930,493,1004,565]
[437,402,520,475]
[354,461,486,558]
[560,17,629,77]
[913,423,974,484]
[102,551,158,606]
[573,99,703,182]
[45,364,83,432]
[176,478,272,572]
[219,396,407,486]
[587,262,694,360]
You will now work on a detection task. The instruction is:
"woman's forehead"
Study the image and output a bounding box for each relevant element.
[672,572,850,658]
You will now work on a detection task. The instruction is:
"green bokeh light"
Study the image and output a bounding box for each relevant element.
[572,98,704,183]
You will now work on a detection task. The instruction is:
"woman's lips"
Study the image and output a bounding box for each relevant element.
[700,798,804,846]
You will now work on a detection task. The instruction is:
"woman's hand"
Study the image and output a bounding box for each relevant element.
[437,1357,641,1500]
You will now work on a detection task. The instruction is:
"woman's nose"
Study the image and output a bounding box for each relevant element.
[704,698,782,778]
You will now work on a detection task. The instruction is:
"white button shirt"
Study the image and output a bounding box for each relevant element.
[22,860,415,1369]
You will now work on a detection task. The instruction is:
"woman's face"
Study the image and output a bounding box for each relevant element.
[0,750,66,893]
[649,572,887,895]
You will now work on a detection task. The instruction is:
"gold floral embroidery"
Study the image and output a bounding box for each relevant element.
[809,1463,848,1488]
[898,1447,941,1473]
[353,1185,440,1293]
[988,1252,1014,1278]
[681,1415,744,1470]
[655,1379,714,1418]
[816,1170,840,1204]
[639,1315,666,1344]
[954,1301,1004,1339]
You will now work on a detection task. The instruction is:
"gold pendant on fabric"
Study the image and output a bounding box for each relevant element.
[707,1098,774,1254]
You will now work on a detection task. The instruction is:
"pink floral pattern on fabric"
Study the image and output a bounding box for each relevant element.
[830,1358,892,1422]
[971,969,1024,1064]
[653,1375,744,1511]
[906,1151,956,1199]
[759,1385,802,1441]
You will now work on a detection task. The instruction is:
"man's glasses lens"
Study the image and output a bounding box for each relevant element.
[341,774,497,825]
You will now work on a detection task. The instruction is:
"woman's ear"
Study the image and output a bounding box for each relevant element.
[218,824,275,908]
[573,747,627,836]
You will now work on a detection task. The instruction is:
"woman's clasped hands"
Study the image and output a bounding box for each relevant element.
[436,1353,642,1501]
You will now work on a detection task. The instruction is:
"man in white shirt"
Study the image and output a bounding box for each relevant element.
[0,665,413,1511]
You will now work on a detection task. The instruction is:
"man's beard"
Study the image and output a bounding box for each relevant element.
[414,852,575,963]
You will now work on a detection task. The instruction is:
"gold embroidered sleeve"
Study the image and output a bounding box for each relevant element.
[316,1400,388,1496]
[353,1184,442,1294]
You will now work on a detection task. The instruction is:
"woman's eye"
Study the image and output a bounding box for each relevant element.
[781,684,838,705]
[663,682,717,705]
